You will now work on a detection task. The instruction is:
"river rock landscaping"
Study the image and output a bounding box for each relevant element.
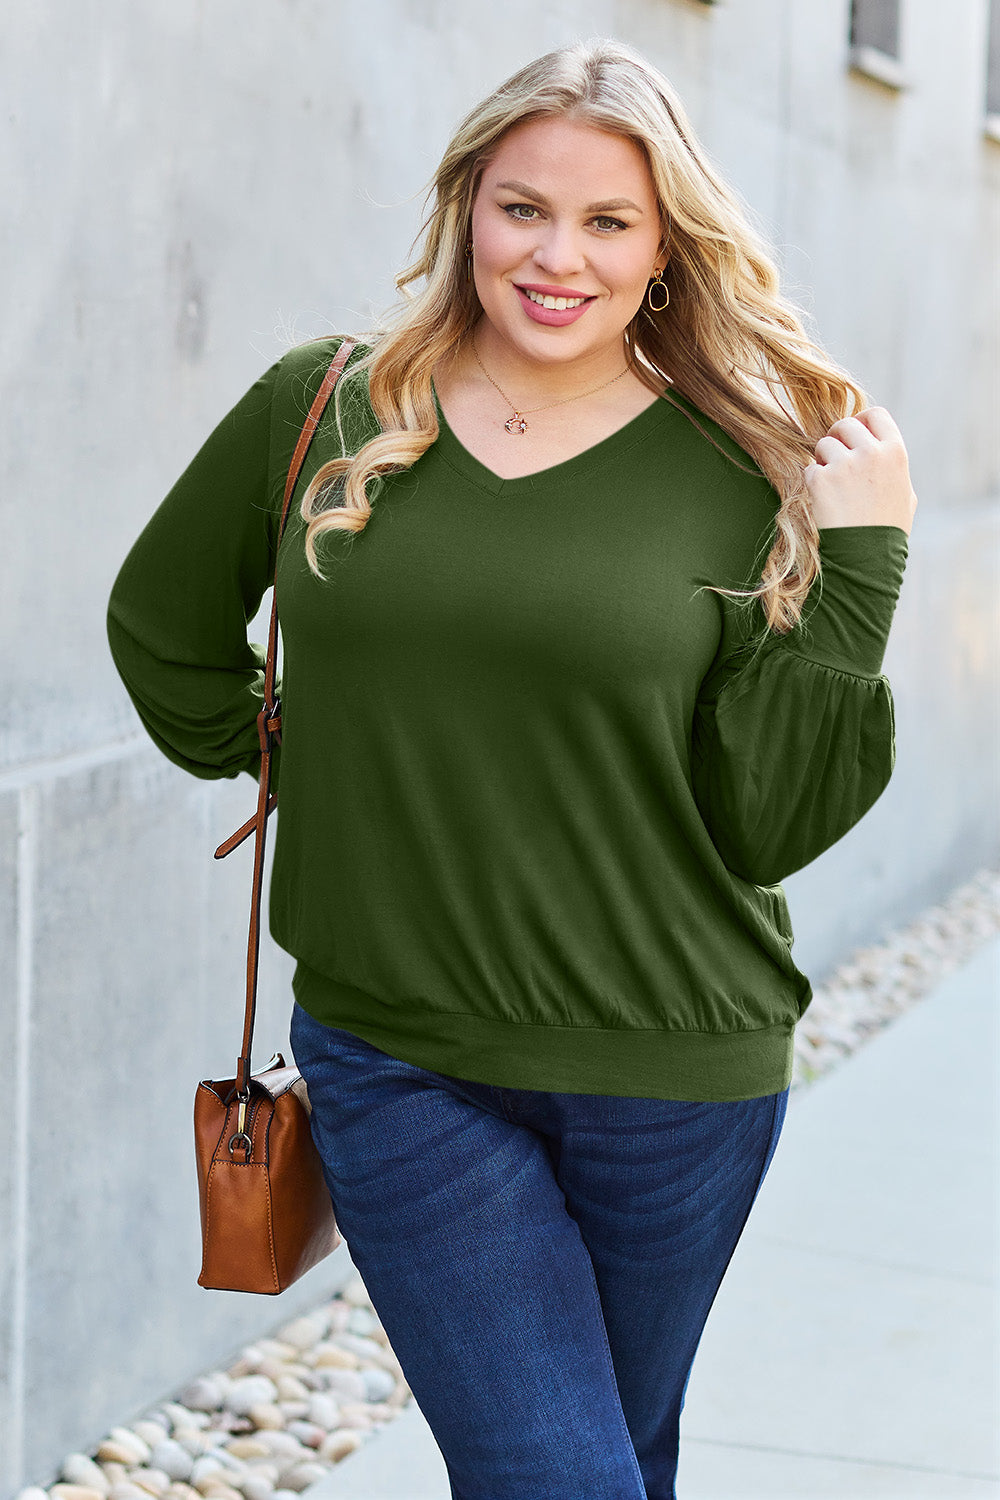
[15,1278,410,1500]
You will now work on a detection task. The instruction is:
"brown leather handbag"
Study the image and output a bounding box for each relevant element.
[193,340,355,1293]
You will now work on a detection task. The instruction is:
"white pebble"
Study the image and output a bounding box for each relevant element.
[238,1481,273,1500]
[274,1375,310,1403]
[308,1343,356,1370]
[277,1402,308,1423]
[253,1433,306,1461]
[210,1454,246,1477]
[101,1432,152,1465]
[361,1367,397,1403]
[285,1422,323,1450]
[276,1467,326,1495]
[317,1431,363,1462]
[222,1439,271,1461]
[366,1401,397,1422]
[335,1404,374,1431]
[345,1307,378,1336]
[128,1471,171,1498]
[133,1419,170,1445]
[320,1370,366,1402]
[188,1459,225,1487]
[62,1458,110,1495]
[150,1443,194,1482]
[49,1487,104,1500]
[162,1404,210,1431]
[254,1340,299,1363]
[338,1274,372,1308]
[241,1466,279,1488]
[325,1300,349,1333]
[225,1376,279,1417]
[246,1404,284,1432]
[181,1376,228,1414]
[333,1332,383,1361]
[14,1488,48,1500]
[108,1487,148,1500]
[171,1430,216,1458]
[277,1315,327,1351]
[305,1394,339,1430]
[328,1422,367,1458]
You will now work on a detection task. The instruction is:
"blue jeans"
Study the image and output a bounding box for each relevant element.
[290,1002,788,1500]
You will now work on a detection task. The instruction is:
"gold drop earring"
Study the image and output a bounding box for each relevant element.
[466,239,474,282]
[647,268,669,312]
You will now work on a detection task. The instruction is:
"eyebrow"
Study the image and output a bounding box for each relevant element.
[494,180,644,214]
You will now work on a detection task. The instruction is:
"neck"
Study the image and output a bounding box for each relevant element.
[470,319,632,404]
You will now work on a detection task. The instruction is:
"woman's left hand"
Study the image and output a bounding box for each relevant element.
[804,407,918,536]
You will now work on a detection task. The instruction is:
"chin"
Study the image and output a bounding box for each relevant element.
[483,309,620,363]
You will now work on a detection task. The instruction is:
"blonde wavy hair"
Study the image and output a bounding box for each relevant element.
[301,37,871,633]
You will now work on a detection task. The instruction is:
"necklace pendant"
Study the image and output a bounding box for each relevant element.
[504,412,528,435]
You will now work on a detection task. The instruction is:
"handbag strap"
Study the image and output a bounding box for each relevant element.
[216,338,356,1099]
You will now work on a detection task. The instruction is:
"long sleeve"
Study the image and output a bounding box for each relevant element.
[107,356,285,784]
[691,524,909,887]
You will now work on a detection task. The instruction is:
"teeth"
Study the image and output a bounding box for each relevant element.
[524,289,587,310]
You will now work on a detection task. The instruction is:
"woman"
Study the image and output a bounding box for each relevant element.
[108,37,916,1500]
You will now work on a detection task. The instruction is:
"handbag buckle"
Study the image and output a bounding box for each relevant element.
[228,1130,253,1160]
[257,697,282,752]
[227,1093,253,1160]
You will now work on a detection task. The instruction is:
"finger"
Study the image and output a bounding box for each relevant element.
[812,433,851,464]
[824,415,880,450]
[855,406,902,442]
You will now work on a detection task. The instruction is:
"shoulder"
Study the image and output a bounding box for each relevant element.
[270,335,373,414]
[657,384,779,520]
[266,335,378,457]
[650,385,786,590]
[659,384,766,476]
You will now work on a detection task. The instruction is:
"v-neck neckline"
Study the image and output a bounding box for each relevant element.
[430,384,675,498]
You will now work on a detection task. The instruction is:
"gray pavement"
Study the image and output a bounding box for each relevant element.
[306,936,1000,1499]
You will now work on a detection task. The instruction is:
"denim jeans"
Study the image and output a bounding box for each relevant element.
[289,1001,788,1500]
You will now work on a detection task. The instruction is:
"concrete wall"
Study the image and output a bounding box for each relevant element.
[1,0,997,1488]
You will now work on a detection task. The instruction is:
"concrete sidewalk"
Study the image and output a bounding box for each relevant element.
[306,937,1000,1499]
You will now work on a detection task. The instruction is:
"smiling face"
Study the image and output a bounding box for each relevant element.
[468,114,666,377]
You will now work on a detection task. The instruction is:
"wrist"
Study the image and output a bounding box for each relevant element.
[789,525,909,676]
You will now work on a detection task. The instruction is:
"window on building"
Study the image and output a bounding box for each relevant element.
[850,0,900,57]
[848,0,906,89]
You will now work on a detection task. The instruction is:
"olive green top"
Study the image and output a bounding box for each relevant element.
[108,337,909,1100]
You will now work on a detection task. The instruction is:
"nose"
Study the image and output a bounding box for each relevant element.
[531,220,587,278]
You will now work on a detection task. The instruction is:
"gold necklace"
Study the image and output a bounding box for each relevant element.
[471,342,631,434]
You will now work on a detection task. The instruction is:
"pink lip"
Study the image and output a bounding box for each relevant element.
[514,285,595,328]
